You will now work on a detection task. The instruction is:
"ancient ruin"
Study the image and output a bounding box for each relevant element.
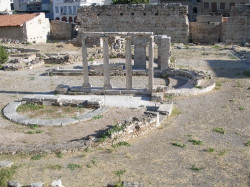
[0,2,249,187]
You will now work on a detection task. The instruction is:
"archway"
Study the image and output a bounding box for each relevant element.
[62,17,67,22]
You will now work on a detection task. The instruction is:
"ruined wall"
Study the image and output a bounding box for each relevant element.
[50,20,72,40]
[222,5,250,44]
[77,4,189,43]
[189,22,222,44]
[190,5,250,44]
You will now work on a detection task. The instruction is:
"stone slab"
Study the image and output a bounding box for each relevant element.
[157,103,173,116]
[0,160,13,168]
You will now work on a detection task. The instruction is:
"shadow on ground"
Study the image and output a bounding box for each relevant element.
[206,59,250,78]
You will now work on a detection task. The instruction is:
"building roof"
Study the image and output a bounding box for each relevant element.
[0,13,39,27]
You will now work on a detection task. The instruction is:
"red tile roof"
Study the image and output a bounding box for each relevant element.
[0,13,39,27]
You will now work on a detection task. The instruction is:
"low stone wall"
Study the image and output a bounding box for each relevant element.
[97,111,160,145]
[45,67,149,76]
[3,95,107,126]
[50,20,73,40]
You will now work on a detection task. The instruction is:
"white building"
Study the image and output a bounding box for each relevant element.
[0,13,50,43]
[53,0,111,23]
[0,0,11,12]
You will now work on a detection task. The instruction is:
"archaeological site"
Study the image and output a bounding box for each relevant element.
[0,1,249,187]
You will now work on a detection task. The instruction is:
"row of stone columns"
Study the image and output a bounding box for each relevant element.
[81,35,154,91]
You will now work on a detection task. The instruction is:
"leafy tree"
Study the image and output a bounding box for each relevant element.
[112,0,149,4]
[0,44,8,64]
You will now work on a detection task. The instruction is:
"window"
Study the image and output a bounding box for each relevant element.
[55,6,59,13]
[73,6,76,14]
[204,2,209,9]
[230,2,235,10]
[220,2,225,9]
[68,6,72,14]
[193,7,198,13]
[211,2,217,12]
[63,6,67,14]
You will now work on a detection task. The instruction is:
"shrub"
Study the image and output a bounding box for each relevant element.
[0,44,8,64]
[212,128,225,134]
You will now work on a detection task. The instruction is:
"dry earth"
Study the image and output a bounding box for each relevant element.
[0,43,249,186]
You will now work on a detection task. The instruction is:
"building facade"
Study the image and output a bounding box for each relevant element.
[53,0,111,23]
[0,13,50,43]
[0,0,11,13]
[153,0,249,20]
[201,0,248,16]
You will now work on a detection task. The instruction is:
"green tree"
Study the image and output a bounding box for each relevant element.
[0,44,8,64]
[112,0,149,4]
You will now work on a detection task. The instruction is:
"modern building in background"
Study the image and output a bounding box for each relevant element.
[0,0,12,13]
[53,0,112,23]
[201,0,248,17]
[151,0,249,21]
[13,0,53,19]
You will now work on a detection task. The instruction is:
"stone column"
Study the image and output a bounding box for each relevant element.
[159,36,171,71]
[81,37,91,89]
[102,37,112,90]
[148,36,154,91]
[134,36,147,69]
[125,36,132,90]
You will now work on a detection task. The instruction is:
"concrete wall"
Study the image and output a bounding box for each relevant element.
[222,4,250,44]
[50,20,72,40]
[25,13,50,43]
[77,4,189,43]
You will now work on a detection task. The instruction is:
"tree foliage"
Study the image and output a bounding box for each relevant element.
[0,44,8,64]
[112,0,150,4]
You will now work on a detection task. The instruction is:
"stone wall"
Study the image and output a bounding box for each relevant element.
[189,5,250,44]
[77,4,189,43]
[189,22,222,44]
[222,4,250,44]
[50,20,72,40]
[0,27,26,42]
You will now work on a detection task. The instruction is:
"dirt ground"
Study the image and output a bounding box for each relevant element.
[0,43,249,186]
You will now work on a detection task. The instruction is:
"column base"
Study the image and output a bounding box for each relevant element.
[103,84,112,90]
[82,83,91,89]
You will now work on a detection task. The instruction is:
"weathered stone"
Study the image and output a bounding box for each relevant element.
[123,181,146,187]
[0,160,13,168]
[157,103,173,116]
[50,179,63,187]
[8,180,22,187]
[55,84,70,94]
[30,182,44,187]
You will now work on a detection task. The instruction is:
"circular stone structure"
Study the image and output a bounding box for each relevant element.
[3,101,109,126]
